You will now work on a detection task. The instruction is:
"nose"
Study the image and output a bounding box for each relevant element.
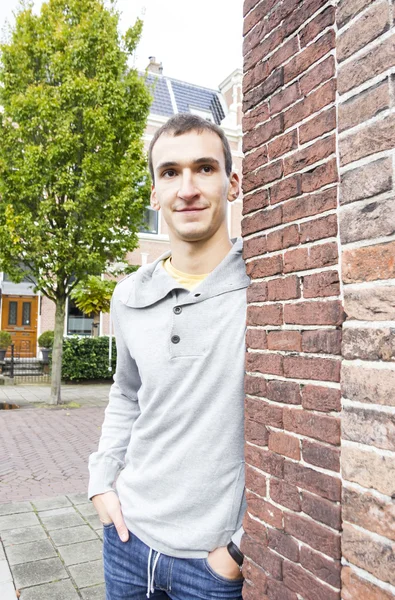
[177,170,199,201]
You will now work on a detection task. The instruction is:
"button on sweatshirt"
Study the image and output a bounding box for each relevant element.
[88,238,250,558]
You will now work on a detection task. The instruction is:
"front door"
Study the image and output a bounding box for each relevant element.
[1,296,38,357]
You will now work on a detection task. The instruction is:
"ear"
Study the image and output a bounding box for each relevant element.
[227,172,240,203]
[150,186,160,211]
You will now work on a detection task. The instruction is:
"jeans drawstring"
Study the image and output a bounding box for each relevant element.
[146,547,161,598]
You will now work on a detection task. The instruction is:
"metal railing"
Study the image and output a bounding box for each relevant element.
[0,343,51,384]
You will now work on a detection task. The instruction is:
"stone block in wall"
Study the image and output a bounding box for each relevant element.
[338,79,390,133]
[337,0,372,28]
[341,444,395,496]
[342,362,395,406]
[343,285,395,321]
[343,405,395,451]
[342,326,395,361]
[342,566,395,600]
[339,113,395,166]
[340,157,392,205]
[340,197,395,244]
[343,241,395,283]
[342,485,395,542]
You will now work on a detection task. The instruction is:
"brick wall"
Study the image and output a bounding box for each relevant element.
[242,1,395,599]
[337,0,395,598]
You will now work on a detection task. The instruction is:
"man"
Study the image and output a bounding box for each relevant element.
[89,113,249,600]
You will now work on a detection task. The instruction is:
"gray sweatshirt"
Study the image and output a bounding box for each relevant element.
[88,238,249,558]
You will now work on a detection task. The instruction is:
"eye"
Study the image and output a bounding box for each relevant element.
[200,165,213,174]
[162,169,177,178]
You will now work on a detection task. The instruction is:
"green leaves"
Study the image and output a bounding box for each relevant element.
[70,275,116,314]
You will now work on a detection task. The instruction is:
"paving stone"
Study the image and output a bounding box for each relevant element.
[38,507,76,518]
[0,502,33,516]
[39,512,85,531]
[0,559,13,583]
[76,504,97,518]
[7,539,56,566]
[19,579,80,600]
[0,512,39,532]
[68,559,104,588]
[81,584,106,600]
[58,539,103,566]
[32,496,72,512]
[1,525,47,547]
[84,514,102,529]
[50,525,98,547]
[12,557,68,588]
[0,581,17,600]
[67,493,89,506]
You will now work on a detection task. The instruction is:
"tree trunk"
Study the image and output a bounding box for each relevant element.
[50,298,66,405]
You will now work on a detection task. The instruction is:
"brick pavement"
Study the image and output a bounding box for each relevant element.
[0,384,112,599]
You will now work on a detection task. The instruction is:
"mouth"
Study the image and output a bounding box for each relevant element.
[176,207,208,213]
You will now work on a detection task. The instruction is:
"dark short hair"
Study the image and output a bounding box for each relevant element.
[148,113,233,182]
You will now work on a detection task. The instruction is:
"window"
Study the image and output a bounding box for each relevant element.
[8,302,17,325]
[139,207,159,234]
[190,108,214,122]
[67,299,94,336]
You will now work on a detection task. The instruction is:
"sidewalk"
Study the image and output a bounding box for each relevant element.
[0,384,112,599]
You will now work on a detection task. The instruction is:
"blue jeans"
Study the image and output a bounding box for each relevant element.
[103,524,244,600]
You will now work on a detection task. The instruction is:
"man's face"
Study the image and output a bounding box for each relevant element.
[150,130,239,244]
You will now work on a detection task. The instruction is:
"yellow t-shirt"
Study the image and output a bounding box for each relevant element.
[162,257,209,291]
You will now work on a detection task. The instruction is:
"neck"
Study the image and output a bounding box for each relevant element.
[169,230,233,275]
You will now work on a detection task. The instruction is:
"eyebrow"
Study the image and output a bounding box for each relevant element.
[156,157,221,173]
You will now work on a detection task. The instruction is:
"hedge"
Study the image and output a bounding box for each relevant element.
[60,336,117,382]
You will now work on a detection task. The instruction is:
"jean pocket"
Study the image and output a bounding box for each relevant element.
[103,522,115,530]
[203,559,244,585]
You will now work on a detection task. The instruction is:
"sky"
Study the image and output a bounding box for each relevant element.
[0,0,243,89]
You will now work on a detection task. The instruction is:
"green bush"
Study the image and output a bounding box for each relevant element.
[61,336,117,382]
[0,330,12,349]
[38,330,54,348]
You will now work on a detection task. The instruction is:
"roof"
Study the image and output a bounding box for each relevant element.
[144,73,226,125]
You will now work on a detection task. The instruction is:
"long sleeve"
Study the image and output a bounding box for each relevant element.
[88,294,141,499]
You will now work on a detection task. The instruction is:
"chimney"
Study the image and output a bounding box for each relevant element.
[147,56,163,75]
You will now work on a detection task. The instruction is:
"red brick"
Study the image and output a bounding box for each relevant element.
[246,328,268,350]
[244,28,283,74]
[243,235,267,259]
[266,0,301,31]
[241,535,283,580]
[244,146,268,173]
[243,103,270,135]
[270,478,301,511]
[246,253,283,279]
[340,113,395,167]
[300,546,341,588]
[283,355,341,382]
[243,18,267,57]
[284,513,341,559]
[270,175,301,205]
[337,1,390,63]
[246,351,284,377]
[245,418,270,447]
[243,114,283,153]
[284,243,338,274]
[247,281,268,303]
[299,214,337,244]
[245,445,285,479]
[284,408,340,445]
[266,379,301,405]
[301,158,338,194]
[242,513,269,546]
[284,79,336,130]
[242,206,283,237]
[267,37,300,76]
[242,557,268,594]
[247,491,284,528]
[245,464,268,497]
[247,304,284,326]
[269,431,300,460]
[302,439,340,472]
[243,189,270,215]
[267,224,300,252]
[302,329,342,355]
[268,529,299,562]
[282,0,330,39]
[284,135,335,176]
[284,460,341,501]
[243,160,283,194]
[338,79,389,133]
[303,270,340,298]
[270,82,301,117]
[299,55,335,96]
[244,69,284,113]
[299,107,336,145]
[245,374,267,398]
[243,582,269,600]
[267,578,298,600]
[282,186,337,223]
[338,34,395,95]
[342,565,395,600]
[342,241,395,283]
[268,130,298,161]
[246,397,284,428]
[284,300,343,326]
[267,331,302,352]
[284,30,335,84]
[243,0,277,34]
[299,5,336,47]
[302,385,341,412]
[283,561,340,600]
[267,275,301,301]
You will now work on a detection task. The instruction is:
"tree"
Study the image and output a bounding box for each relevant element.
[0,0,152,403]
[71,275,116,334]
